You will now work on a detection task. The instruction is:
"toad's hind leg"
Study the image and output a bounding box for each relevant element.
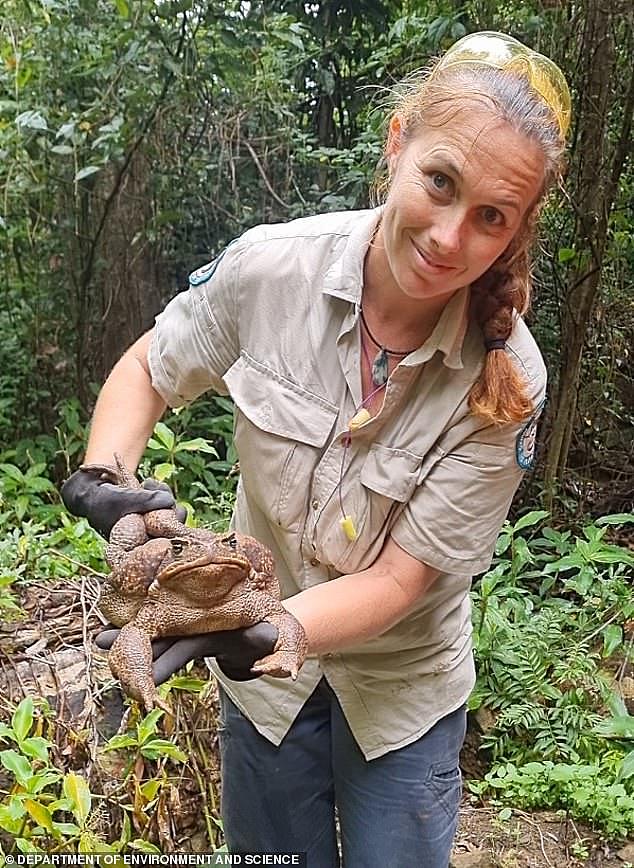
[108,623,170,714]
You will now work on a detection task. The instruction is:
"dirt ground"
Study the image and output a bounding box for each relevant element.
[1,577,633,866]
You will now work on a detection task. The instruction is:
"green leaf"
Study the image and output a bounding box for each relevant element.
[498,807,512,820]
[596,513,634,526]
[137,708,164,744]
[0,463,25,482]
[51,144,74,155]
[1,749,33,785]
[140,779,162,801]
[601,624,623,657]
[113,0,129,18]
[140,739,187,762]
[24,798,54,833]
[152,421,175,450]
[53,821,81,835]
[75,166,101,181]
[557,247,576,263]
[16,110,48,131]
[12,697,33,742]
[103,734,139,752]
[595,715,634,739]
[513,510,549,533]
[19,736,50,762]
[618,750,634,780]
[63,772,92,825]
[153,462,176,482]
[0,722,16,741]
[174,438,218,454]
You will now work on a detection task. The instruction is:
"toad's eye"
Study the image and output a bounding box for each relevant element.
[224,533,238,550]
[171,538,186,555]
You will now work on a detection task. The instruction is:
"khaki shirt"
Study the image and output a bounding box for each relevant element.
[148,208,546,760]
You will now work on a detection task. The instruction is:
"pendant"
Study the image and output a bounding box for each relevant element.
[371,348,389,386]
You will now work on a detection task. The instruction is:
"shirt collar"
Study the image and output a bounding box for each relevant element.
[323,208,470,370]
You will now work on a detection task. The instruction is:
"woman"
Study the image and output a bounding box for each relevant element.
[63,32,570,867]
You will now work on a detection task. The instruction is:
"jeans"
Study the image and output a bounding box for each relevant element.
[218,678,466,868]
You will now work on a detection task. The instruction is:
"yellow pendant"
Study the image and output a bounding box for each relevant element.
[340,515,358,541]
[349,408,371,431]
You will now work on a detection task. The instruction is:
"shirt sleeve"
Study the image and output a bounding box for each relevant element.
[148,242,242,407]
[390,409,544,576]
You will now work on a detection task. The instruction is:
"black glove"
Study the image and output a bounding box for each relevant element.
[61,468,183,538]
[95,623,279,682]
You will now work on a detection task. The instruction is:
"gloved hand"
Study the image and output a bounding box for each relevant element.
[61,468,185,538]
[95,622,279,682]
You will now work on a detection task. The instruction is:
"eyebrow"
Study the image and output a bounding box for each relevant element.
[429,153,522,214]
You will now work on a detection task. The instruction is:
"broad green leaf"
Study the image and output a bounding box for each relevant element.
[153,462,175,482]
[596,513,634,526]
[595,715,634,739]
[513,510,549,532]
[618,750,634,780]
[16,110,48,131]
[75,166,101,181]
[16,837,46,853]
[113,0,129,18]
[558,247,576,263]
[53,821,81,835]
[63,772,91,825]
[24,798,54,833]
[56,121,76,139]
[28,771,61,793]
[0,722,15,741]
[601,624,623,657]
[167,675,206,692]
[12,696,34,741]
[174,438,218,454]
[152,421,175,450]
[51,144,74,155]
[137,708,164,744]
[128,838,161,853]
[140,739,187,762]
[0,463,25,482]
[140,779,162,801]
[0,749,32,785]
[103,734,138,752]
[19,736,50,763]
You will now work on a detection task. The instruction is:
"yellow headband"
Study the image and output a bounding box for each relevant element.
[435,31,571,138]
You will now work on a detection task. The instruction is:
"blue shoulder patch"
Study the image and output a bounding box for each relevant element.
[516,399,546,470]
[188,243,233,287]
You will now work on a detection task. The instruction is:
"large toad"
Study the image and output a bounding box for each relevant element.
[83,455,307,711]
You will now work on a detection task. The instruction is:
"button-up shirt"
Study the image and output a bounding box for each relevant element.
[148,208,546,760]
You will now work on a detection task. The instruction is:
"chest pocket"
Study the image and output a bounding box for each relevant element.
[224,353,338,532]
[313,442,422,575]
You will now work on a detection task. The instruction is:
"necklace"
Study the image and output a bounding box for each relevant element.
[359,307,418,386]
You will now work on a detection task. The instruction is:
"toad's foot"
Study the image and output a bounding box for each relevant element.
[252,649,303,680]
[251,610,307,680]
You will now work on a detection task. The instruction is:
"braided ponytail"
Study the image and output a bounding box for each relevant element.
[468,212,539,425]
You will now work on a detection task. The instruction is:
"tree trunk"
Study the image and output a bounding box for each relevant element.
[544,0,634,501]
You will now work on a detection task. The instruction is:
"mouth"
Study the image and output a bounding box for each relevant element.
[410,238,459,274]
[157,553,246,581]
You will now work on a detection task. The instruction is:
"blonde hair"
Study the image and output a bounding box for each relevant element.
[378,64,567,425]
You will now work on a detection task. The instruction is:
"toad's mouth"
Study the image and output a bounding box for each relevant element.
[157,553,248,580]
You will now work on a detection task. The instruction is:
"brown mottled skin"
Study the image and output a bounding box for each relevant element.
[82,454,307,712]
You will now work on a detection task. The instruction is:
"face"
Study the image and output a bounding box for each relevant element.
[370,108,545,306]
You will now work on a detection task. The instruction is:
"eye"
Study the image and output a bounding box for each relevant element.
[481,206,504,227]
[170,538,186,555]
[432,172,448,189]
[223,533,238,550]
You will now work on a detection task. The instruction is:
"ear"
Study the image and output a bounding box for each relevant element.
[386,113,405,157]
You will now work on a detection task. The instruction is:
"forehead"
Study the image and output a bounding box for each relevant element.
[406,108,545,205]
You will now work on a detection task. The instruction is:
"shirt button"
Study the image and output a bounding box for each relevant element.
[310,558,320,567]
[311,499,319,510]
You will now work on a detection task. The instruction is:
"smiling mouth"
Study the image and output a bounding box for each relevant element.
[411,239,458,271]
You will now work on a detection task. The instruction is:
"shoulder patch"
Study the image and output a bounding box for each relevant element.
[188,242,233,287]
[516,400,546,470]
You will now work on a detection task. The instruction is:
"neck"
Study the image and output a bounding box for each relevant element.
[362,240,458,350]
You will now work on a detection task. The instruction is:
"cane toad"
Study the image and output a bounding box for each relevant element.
[82,455,307,711]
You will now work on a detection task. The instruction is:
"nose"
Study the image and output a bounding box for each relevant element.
[429,208,464,255]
